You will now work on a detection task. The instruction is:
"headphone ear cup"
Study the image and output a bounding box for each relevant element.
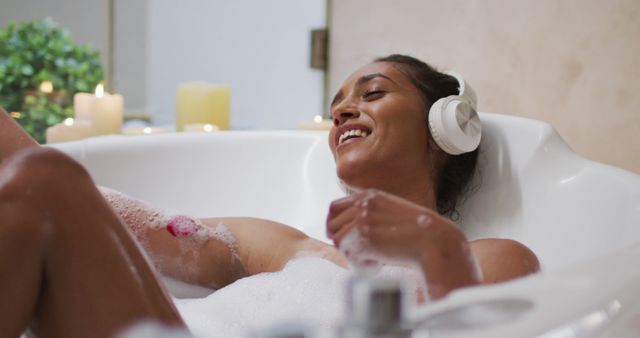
[428,97,452,153]
[428,96,482,155]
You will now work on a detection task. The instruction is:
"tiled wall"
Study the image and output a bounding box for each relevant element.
[328,0,640,173]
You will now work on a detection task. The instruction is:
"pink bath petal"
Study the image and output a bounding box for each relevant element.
[166,215,198,237]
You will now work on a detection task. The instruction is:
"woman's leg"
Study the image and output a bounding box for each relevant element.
[0,108,39,162]
[0,147,185,338]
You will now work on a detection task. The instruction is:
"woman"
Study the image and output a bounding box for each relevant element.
[0,55,539,337]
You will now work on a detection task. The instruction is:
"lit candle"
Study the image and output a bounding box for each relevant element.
[46,118,92,144]
[176,82,230,131]
[73,84,124,136]
[298,115,333,131]
[183,123,220,133]
[122,126,169,135]
[39,80,53,94]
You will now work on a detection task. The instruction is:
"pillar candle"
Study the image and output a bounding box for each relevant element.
[176,82,230,131]
[122,126,169,135]
[73,92,95,121]
[73,84,124,136]
[46,118,92,144]
[93,91,124,135]
[183,123,220,133]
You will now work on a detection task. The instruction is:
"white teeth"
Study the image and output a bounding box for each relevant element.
[338,128,370,145]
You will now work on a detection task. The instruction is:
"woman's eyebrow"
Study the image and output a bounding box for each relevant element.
[357,73,396,85]
[331,91,344,108]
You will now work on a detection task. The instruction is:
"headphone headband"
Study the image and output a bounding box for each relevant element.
[446,71,478,110]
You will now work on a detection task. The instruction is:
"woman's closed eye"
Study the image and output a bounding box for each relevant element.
[362,89,386,101]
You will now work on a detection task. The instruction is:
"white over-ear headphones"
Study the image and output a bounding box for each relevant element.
[427,71,482,155]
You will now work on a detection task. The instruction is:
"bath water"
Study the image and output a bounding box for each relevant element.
[339,229,428,303]
[173,259,427,337]
[173,257,349,338]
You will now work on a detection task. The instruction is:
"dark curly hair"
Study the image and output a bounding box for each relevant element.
[374,54,479,219]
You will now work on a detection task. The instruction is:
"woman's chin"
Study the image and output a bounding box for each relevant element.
[337,168,369,192]
[336,154,380,187]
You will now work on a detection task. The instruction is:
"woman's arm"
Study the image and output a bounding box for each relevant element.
[203,217,348,276]
[99,187,247,288]
[99,188,345,289]
[0,107,39,162]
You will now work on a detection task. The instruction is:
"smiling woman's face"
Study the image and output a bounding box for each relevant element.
[329,61,436,191]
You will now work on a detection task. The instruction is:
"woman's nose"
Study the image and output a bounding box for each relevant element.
[331,105,360,126]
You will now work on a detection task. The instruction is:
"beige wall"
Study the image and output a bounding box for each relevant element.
[328,0,640,173]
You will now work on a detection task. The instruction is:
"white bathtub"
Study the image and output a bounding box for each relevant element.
[52,112,640,337]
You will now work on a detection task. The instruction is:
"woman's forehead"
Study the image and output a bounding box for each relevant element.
[342,62,411,87]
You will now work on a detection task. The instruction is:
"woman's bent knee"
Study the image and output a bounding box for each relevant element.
[0,148,95,247]
[0,147,91,191]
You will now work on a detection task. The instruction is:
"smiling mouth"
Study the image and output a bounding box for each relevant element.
[338,128,371,146]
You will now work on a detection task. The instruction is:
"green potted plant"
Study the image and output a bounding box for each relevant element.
[0,18,104,143]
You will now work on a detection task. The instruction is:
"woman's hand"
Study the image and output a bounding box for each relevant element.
[326,189,457,258]
[326,189,481,299]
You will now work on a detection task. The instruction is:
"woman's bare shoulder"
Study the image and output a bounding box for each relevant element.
[470,238,540,284]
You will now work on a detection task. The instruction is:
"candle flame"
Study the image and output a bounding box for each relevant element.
[39,80,53,94]
[143,127,153,134]
[10,112,21,119]
[204,124,214,132]
[95,84,105,98]
[313,115,323,123]
[63,118,74,126]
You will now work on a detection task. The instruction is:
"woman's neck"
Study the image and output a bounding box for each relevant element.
[383,179,436,210]
[348,171,437,210]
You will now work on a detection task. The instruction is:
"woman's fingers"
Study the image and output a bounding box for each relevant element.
[326,202,361,238]
[326,194,358,222]
[327,189,448,260]
[331,221,360,248]
[326,190,385,239]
